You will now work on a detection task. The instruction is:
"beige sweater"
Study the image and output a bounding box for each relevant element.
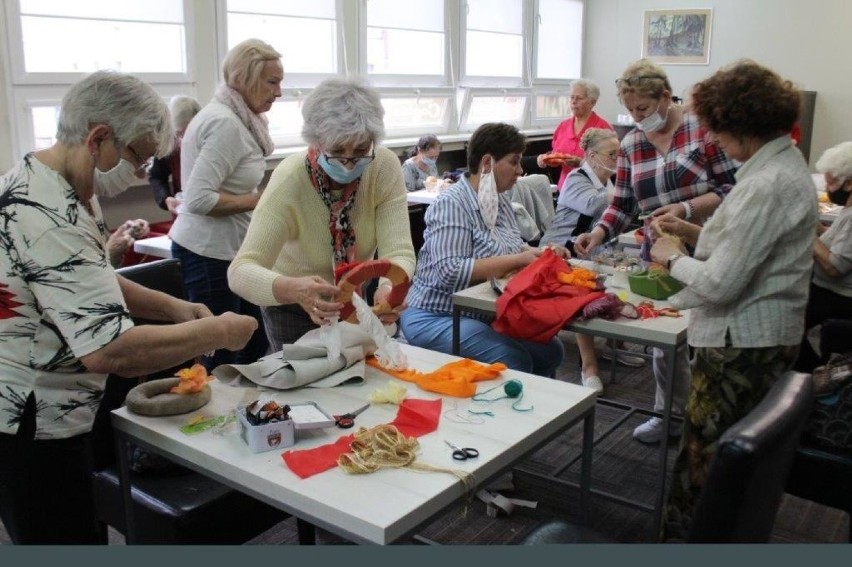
[228,146,416,306]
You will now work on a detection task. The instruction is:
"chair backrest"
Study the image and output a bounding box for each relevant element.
[687,371,814,543]
[115,258,185,300]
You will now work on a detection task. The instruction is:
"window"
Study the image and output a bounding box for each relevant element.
[531,92,571,129]
[225,0,338,78]
[459,89,530,132]
[365,0,445,80]
[462,0,524,81]
[380,90,454,137]
[534,0,584,82]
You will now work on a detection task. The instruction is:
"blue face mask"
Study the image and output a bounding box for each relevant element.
[421,156,437,166]
[318,153,370,184]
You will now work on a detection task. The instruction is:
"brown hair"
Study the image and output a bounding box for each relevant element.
[615,59,672,104]
[690,59,800,141]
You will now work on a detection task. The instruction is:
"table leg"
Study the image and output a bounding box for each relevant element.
[452,305,461,356]
[653,343,678,540]
[297,518,317,545]
[115,432,138,544]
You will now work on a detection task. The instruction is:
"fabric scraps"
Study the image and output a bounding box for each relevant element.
[366,356,505,398]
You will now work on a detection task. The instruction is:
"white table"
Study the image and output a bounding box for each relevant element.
[406,189,440,206]
[112,344,597,545]
[451,260,689,539]
[132,235,173,259]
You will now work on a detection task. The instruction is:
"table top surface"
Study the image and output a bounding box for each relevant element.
[132,234,172,259]
[406,189,441,205]
[452,259,689,348]
[112,343,596,544]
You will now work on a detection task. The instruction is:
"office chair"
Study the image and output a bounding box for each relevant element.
[523,371,814,543]
[90,258,288,543]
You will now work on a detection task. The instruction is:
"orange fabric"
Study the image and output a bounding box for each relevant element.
[366,357,505,398]
[492,248,605,343]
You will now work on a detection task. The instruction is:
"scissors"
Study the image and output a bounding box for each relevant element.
[334,403,370,428]
[444,440,479,461]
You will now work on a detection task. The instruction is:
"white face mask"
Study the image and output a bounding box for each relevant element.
[593,154,618,175]
[478,160,499,232]
[635,102,669,133]
[94,158,139,198]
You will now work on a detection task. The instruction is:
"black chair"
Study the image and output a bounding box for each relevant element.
[524,371,814,544]
[90,258,288,544]
[785,319,852,542]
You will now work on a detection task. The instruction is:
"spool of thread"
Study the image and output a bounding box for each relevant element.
[503,380,523,398]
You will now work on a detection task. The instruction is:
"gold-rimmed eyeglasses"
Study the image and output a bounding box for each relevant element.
[125,144,154,172]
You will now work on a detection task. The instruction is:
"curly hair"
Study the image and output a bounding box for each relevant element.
[690,59,800,141]
[816,141,852,180]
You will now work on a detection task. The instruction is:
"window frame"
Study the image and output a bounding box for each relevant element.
[530,0,585,86]
[457,87,532,133]
[378,86,458,138]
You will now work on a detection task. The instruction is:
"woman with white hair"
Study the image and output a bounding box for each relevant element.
[0,71,259,544]
[794,141,852,371]
[169,38,283,370]
[536,78,614,189]
[148,95,201,214]
[228,76,416,350]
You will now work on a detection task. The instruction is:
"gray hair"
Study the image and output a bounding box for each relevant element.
[580,128,617,152]
[56,70,174,156]
[222,38,282,100]
[301,76,385,149]
[169,95,201,132]
[816,141,852,180]
[570,78,600,102]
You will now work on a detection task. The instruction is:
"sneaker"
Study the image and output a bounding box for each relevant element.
[632,417,683,444]
[601,343,647,368]
[581,372,604,394]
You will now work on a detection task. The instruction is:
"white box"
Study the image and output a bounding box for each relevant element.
[237,412,295,453]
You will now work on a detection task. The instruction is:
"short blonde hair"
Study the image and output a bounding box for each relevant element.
[816,141,852,180]
[222,38,282,99]
[616,58,672,104]
[580,128,617,152]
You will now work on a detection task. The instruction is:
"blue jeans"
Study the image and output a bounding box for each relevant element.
[171,242,268,370]
[400,307,564,377]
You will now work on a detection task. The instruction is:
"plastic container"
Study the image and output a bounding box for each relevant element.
[628,269,684,300]
[237,412,295,453]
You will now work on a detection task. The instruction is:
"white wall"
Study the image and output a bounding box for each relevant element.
[585,0,852,168]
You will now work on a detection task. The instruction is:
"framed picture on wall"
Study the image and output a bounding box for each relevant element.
[641,9,713,65]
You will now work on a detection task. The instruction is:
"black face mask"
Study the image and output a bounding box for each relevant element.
[828,186,852,206]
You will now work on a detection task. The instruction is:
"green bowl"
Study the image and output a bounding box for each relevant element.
[628,269,684,300]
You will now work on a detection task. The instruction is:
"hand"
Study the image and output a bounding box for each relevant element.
[653,203,687,219]
[217,312,259,351]
[278,275,342,324]
[512,248,543,272]
[536,154,547,168]
[651,213,691,239]
[650,236,687,266]
[372,283,406,325]
[573,231,603,258]
[542,243,571,260]
[106,225,134,268]
[124,218,150,239]
[165,196,181,215]
[171,301,213,323]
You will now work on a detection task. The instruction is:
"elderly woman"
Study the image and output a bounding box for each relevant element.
[228,77,416,350]
[575,59,738,444]
[537,78,613,190]
[540,128,643,392]
[0,71,259,544]
[794,142,852,371]
[148,95,202,215]
[649,60,817,539]
[402,134,442,192]
[400,123,567,377]
[169,38,282,370]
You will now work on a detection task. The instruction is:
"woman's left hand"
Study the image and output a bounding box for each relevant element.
[650,236,687,266]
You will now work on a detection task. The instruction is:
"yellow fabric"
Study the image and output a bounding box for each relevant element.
[366,357,506,398]
[228,146,416,306]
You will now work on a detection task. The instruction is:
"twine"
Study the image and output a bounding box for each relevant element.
[337,424,475,493]
[471,379,533,412]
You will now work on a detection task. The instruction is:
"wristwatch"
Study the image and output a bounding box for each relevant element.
[667,253,685,271]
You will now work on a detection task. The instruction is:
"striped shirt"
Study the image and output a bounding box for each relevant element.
[597,111,738,241]
[406,174,525,315]
[669,136,818,348]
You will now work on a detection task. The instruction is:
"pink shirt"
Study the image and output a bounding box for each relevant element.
[551,111,613,189]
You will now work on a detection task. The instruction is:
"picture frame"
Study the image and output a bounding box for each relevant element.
[642,9,713,65]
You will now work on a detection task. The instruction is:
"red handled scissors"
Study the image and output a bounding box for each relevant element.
[334,403,370,428]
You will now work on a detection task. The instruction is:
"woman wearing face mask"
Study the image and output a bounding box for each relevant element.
[169,38,283,370]
[574,58,738,445]
[399,123,568,377]
[793,141,852,372]
[0,71,260,544]
[402,134,441,192]
[228,76,416,350]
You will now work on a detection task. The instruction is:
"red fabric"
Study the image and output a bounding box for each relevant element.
[281,398,442,479]
[492,248,605,343]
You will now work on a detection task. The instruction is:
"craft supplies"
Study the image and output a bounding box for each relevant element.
[472,379,533,412]
[369,380,408,404]
[628,267,684,300]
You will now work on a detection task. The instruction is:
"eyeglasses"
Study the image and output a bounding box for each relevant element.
[125,144,154,172]
[323,147,376,168]
[615,75,666,87]
[595,151,619,160]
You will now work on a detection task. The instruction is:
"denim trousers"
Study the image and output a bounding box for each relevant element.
[171,241,268,370]
[399,306,564,377]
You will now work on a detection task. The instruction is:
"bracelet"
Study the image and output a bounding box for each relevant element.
[682,200,693,220]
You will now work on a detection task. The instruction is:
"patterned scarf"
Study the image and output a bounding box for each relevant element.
[213,84,274,156]
[305,148,361,278]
